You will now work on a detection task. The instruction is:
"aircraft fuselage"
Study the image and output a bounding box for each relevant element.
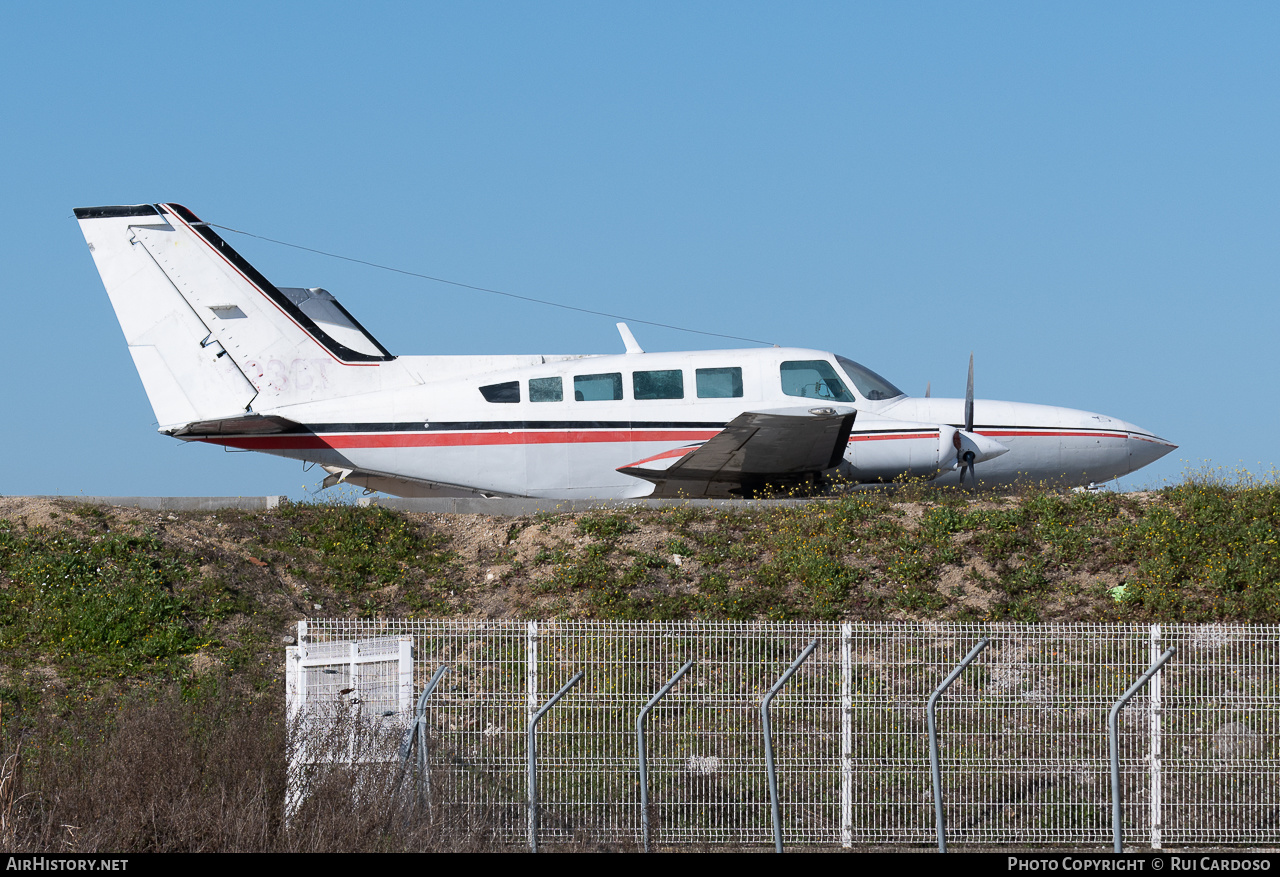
[193,348,1174,498]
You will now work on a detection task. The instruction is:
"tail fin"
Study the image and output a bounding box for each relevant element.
[76,203,399,431]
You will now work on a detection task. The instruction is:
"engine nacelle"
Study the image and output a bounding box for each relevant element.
[839,420,1008,483]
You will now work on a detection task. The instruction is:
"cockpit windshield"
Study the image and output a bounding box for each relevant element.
[836,356,904,401]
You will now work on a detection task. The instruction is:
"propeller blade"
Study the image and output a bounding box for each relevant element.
[925,381,931,398]
[964,353,974,433]
[960,354,976,487]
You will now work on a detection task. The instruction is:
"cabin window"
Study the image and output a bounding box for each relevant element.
[696,367,743,398]
[633,369,684,400]
[479,381,520,403]
[574,372,623,401]
[529,376,563,402]
[780,360,856,403]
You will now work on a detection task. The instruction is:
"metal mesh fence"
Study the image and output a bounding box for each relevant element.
[289,621,1280,848]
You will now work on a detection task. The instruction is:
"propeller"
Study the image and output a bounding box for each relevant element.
[964,353,974,432]
[958,353,977,487]
[945,354,1009,486]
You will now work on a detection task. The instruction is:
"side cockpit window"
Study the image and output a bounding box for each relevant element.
[479,381,520,403]
[780,360,856,403]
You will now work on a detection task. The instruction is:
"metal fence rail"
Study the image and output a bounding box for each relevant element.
[288,621,1280,848]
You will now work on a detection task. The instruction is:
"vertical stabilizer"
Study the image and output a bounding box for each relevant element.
[76,205,257,431]
[76,203,406,429]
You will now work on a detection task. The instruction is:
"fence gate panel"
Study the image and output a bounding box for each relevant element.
[285,623,414,814]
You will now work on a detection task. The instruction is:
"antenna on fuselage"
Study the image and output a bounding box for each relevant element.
[617,322,644,354]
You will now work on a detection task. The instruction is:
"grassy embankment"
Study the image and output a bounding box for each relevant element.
[0,472,1276,850]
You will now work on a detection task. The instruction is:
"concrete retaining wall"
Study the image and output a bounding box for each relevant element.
[26,496,285,511]
[17,495,817,514]
[358,496,817,514]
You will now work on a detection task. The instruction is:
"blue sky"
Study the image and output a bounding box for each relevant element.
[2,3,1276,497]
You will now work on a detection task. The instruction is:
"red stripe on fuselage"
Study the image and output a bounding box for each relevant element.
[848,432,938,442]
[622,445,702,468]
[976,430,1129,440]
[1129,434,1176,446]
[844,428,1133,444]
[201,426,1139,452]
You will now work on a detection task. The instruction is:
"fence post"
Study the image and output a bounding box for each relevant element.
[528,671,585,853]
[412,665,450,814]
[525,621,539,848]
[637,659,694,852]
[526,621,539,724]
[347,640,360,763]
[1149,624,1164,850]
[763,637,819,853]
[928,638,989,853]
[398,636,415,716]
[1111,645,1176,853]
[284,644,303,823]
[840,623,852,849]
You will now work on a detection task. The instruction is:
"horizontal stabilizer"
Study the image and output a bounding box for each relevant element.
[319,466,512,498]
[169,414,304,437]
[618,406,856,496]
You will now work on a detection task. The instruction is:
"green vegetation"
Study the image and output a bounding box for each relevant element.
[574,511,639,540]
[0,501,468,725]
[0,472,1277,715]
[1118,472,1280,620]
[275,502,457,594]
[0,523,200,680]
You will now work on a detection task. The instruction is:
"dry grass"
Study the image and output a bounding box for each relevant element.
[0,687,508,853]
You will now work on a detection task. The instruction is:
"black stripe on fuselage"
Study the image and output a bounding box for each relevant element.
[186,421,1143,437]
[239,420,732,435]
[854,427,941,435]
[862,424,1145,438]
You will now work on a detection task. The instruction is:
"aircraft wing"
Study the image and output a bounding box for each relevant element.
[617,406,856,497]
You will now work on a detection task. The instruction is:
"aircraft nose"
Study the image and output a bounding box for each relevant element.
[1123,424,1177,474]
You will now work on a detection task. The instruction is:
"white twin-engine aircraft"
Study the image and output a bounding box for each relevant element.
[76,203,1176,499]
